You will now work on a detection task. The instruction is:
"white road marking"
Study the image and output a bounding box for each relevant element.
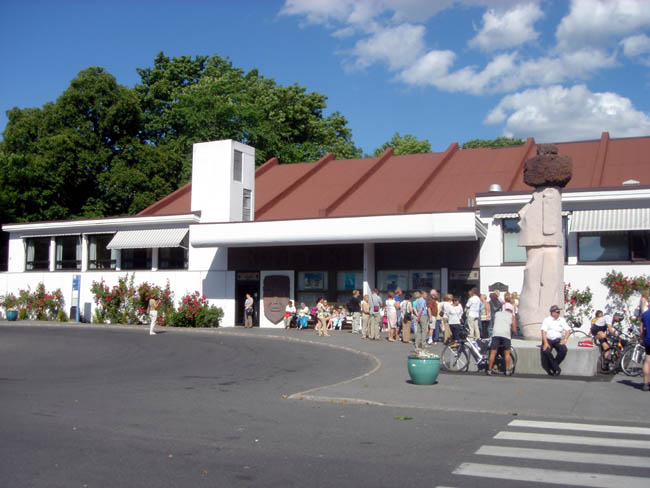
[494,431,650,449]
[508,419,650,436]
[453,463,650,488]
[476,445,650,468]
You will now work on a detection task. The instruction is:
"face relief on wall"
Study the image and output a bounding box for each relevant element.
[263,275,290,324]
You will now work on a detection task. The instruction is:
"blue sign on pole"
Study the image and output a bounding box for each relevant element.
[71,275,81,321]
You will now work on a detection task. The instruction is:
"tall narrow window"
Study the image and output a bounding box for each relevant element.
[25,237,50,271]
[55,236,81,270]
[243,189,252,221]
[233,150,243,182]
[88,234,118,270]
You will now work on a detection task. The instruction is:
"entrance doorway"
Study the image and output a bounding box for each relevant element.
[448,269,480,305]
[235,272,260,327]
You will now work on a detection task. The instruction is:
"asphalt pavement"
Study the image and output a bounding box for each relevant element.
[2,321,649,488]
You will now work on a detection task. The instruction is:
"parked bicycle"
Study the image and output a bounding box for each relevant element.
[620,331,646,377]
[441,326,517,375]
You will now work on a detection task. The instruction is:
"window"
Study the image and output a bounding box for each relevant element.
[159,247,187,269]
[243,189,252,221]
[55,236,81,270]
[88,234,117,270]
[233,150,243,182]
[578,231,650,262]
[377,269,441,295]
[121,248,152,270]
[502,219,527,263]
[25,237,50,271]
[296,271,328,307]
[336,271,363,303]
[502,217,567,263]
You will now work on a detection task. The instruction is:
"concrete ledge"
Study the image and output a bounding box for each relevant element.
[512,338,600,376]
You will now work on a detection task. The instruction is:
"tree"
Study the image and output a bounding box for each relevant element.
[372,132,431,157]
[135,52,362,174]
[461,137,525,149]
[0,67,180,222]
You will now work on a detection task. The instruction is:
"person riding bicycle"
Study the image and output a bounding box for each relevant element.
[590,310,623,366]
[487,302,517,376]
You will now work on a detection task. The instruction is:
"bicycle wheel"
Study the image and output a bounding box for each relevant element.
[441,343,470,372]
[495,347,517,375]
[620,345,643,377]
[567,329,589,342]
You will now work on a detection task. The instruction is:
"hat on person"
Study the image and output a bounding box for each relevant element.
[503,303,515,313]
[549,305,561,313]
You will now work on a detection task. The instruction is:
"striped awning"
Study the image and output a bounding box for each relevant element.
[494,211,570,219]
[570,208,650,232]
[107,228,188,249]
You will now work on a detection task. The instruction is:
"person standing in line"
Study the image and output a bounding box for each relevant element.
[426,289,439,344]
[465,288,481,339]
[479,294,491,339]
[446,296,464,341]
[440,294,452,343]
[487,303,518,376]
[368,289,383,340]
[640,307,650,391]
[348,290,362,334]
[316,298,329,337]
[400,293,413,344]
[394,287,403,340]
[414,290,429,349]
[488,292,502,336]
[244,293,254,328]
[385,291,398,342]
[148,296,161,335]
[361,294,370,339]
[540,305,571,376]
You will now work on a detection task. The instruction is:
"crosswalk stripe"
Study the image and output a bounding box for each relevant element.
[509,419,650,436]
[494,431,650,449]
[476,445,650,468]
[453,463,650,488]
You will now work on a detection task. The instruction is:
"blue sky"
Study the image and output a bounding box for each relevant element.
[1,0,650,155]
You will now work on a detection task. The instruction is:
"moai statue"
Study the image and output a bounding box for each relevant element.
[517,144,572,339]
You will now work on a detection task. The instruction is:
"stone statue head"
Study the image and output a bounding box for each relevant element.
[523,144,573,188]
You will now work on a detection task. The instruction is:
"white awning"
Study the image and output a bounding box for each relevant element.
[107,228,188,249]
[494,211,570,219]
[570,208,650,232]
[191,212,486,248]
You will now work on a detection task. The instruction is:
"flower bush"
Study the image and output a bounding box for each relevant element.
[0,292,18,311]
[563,283,593,326]
[171,291,223,328]
[2,283,66,320]
[89,276,220,327]
[601,270,650,302]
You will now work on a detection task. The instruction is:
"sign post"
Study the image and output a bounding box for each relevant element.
[71,275,81,322]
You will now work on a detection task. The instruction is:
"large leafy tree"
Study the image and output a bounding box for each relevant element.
[372,132,431,157]
[461,136,524,149]
[1,52,362,223]
[0,67,180,222]
[135,53,361,176]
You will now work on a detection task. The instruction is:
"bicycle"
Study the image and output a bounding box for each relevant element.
[620,336,646,377]
[566,320,590,342]
[441,327,517,375]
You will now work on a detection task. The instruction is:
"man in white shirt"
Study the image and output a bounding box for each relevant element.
[540,305,572,376]
[465,288,481,339]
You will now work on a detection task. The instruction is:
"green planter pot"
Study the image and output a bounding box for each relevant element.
[5,310,18,321]
[407,356,441,385]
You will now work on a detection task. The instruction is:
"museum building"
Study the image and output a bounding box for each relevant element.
[2,133,649,327]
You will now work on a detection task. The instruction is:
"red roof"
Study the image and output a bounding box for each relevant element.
[138,132,650,220]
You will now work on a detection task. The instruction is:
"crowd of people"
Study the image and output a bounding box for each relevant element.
[251,286,650,385]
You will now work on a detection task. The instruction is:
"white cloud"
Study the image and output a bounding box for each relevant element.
[556,0,650,50]
[469,3,543,52]
[350,23,427,70]
[485,84,650,142]
[399,48,615,94]
[621,33,650,65]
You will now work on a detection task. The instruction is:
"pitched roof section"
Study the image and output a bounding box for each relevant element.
[138,132,650,220]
